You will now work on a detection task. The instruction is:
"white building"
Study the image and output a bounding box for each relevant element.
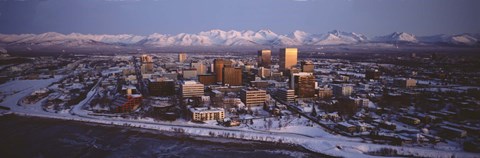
[189,107,225,121]
[181,81,204,98]
[240,88,267,107]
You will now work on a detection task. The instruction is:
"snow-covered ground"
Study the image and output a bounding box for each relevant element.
[0,77,479,158]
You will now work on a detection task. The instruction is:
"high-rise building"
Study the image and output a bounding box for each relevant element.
[181,81,204,98]
[279,48,298,72]
[243,71,256,85]
[240,88,267,107]
[179,53,187,63]
[141,63,154,74]
[257,49,271,67]
[301,61,314,73]
[213,59,224,83]
[140,54,154,74]
[365,69,380,80]
[141,55,153,63]
[224,59,233,67]
[290,72,316,98]
[259,67,271,78]
[351,97,370,107]
[198,74,216,85]
[277,88,295,103]
[182,68,197,80]
[223,67,242,86]
[163,72,178,81]
[191,61,207,75]
[332,84,353,97]
[147,77,175,96]
[250,80,269,89]
[244,64,255,72]
[317,87,333,99]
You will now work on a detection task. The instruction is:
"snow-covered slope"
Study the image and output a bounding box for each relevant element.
[0,30,478,47]
[373,32,418,43]
[418,34,478,46]
[309,30,368,45]
[449,34,478,45]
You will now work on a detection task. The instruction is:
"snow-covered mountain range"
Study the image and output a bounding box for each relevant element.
[0,29,478,48]
[373,32,479,45]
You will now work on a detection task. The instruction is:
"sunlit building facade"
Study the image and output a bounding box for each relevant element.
[279,48,298,72]
[257,49,271,67]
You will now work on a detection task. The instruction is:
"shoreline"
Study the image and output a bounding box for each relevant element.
[0,113,333,157]
[1,107,478,158]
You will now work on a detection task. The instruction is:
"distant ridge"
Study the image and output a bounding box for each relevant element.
[0,30,478,47]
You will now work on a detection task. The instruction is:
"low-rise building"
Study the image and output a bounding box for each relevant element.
[400,116,421,125]
[440,126,467,138]
[113,94,142,113]
[300,61,314,73]
[394,78,416,88]
[337,122,356,133]
[277,88,295,103]
[189,107,225,121]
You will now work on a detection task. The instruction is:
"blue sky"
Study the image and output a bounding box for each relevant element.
[0,0,479,37]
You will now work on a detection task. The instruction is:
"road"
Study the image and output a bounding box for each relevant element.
[271,94,339,135]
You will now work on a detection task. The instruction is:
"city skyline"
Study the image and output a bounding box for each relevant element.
[0,0,479,36]
[1,1,480,157]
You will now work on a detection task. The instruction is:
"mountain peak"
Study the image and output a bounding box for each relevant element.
[373,32,417,43]
[257,29,274,33]
[0,29,477,47]
[328,30,341,36]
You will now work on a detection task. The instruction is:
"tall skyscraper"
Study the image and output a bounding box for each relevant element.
[147,77,175,97]
[141,63,154,74]
[290,72,316,98]
[257,49,271,67]
[179,53,187,63]
[141,55,153,63]
[140,54,154,74]
[279,48,298,72]
[214,59,224,83]
[222,67,242,86]
[191,61,207,75]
